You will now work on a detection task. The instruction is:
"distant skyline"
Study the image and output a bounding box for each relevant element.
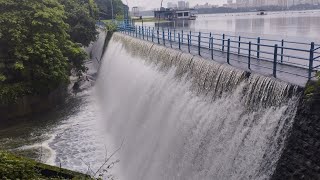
[125,0,228,10]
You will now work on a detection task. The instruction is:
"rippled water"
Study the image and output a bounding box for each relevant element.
[137,10,320,42]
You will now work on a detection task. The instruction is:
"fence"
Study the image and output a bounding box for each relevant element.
[118,24,320,81]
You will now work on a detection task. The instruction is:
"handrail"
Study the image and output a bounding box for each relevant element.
[118,24,318,81]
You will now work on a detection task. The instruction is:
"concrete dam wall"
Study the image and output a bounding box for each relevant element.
[96,32,320,179]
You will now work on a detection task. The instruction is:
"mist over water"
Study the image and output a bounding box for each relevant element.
[94,34,300,180]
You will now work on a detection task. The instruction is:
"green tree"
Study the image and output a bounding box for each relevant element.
[0,0,88,103]
[94,0,126,20]
[59,0,99,47]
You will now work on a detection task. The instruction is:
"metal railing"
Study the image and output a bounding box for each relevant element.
[118,24,320,81]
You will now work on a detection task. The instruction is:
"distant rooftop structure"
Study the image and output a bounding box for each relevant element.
[154,8,197,20]
[132,7,140,17]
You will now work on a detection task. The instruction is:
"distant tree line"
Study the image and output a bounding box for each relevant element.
[0,0,99,104]
[197,4,320,14]
[94,0,127,20]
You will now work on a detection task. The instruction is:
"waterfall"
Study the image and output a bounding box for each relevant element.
[95,33,300,180]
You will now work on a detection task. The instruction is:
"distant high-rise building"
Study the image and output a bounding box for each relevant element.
[178,1,186,9]
[186,2,190,9]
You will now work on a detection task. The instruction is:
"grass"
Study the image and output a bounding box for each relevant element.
[0,151,92,179]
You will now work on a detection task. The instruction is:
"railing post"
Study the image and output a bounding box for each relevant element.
[222,34,225,52]
[209,32,212,50]
[162,29,165,46]
[142,26,144,39]
[198,32,201,56]
[248,41,251,69]
[211,37,214,60]
[257,37,261,59]
[170,30,172,48]
[157,29,160,44]
[152,29,154,42]
[308,42,315,80]
[174,29,176,42]
[189,31,192,47]
[238,36,241,55]
[281,39,284,63]
[227,39,231,64]
[178,33,181,50]
[136,26,138,37]
[273,44,278,78]
[146,27,148,41]
[182,30,184,43]
[188,34,190,53]
[139,26,141,38]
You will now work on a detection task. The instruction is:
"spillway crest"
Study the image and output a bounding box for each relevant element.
[96,32,300,180]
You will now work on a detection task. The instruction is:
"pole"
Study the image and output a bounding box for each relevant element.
[211,37,214,60]
[248,41,251,69]
[188,34,190,53]
[222,34,225,52]
[257,37,261,59]
[281,39,284,63]
[227,39,231,64]
[198,32,201,56]
[308,42,315,80]
[178,33,181,50]
[157,29,160,44]
[238,36,241,55]
[273,44,278,78]
[162,29,165,46]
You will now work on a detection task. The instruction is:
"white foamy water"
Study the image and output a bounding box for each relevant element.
[31,32,300,180]
[90,34,300,180]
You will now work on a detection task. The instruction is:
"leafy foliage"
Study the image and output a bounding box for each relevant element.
[59,0,99,47]
[0,0,98,104]
[94,0,126,20]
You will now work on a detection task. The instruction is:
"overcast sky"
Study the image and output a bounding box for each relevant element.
[124,0,228,10]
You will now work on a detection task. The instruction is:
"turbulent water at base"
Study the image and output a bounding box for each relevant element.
[93,33,300,180]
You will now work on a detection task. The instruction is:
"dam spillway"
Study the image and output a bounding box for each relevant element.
[94,32,301,180]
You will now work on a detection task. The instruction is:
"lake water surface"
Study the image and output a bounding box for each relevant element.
[138,10,320,43]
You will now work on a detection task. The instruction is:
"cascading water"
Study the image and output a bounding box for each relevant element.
[95,32,300,180]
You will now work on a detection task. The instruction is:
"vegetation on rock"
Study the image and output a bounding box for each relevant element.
[0,151,91,179]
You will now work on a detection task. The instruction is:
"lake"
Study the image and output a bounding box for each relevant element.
[136,10,320,43]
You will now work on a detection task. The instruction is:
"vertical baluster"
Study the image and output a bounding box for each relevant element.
[257,37,261,59]
[281,39,284,63]
[248,41,251,69]
[163,29,165,46]
[188,34,190,53]
[198,32,201,56]
[211,37,214,60]
[238,36,241,55]
[157,29,160,44]
[178,33,181,50]
[308,42,315,80]
[222,34,225,52]
[227,39,231,64]
[182,30,184,43]
[273,44,278,78]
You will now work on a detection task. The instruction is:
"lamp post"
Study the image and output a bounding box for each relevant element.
[157,0,164,31]
[110,0,114,21]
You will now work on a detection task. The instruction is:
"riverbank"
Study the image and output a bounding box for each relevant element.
[0,151,91,179]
